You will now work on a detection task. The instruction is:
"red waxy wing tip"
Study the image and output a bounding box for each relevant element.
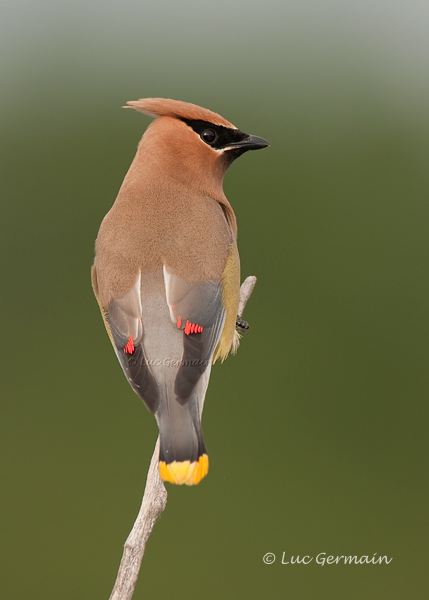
[124,335,135,354]
[184,321,203,335]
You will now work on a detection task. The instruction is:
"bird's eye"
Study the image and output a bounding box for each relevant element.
[201,129,217,144]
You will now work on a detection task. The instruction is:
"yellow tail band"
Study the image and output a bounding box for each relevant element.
[159,454,209,485]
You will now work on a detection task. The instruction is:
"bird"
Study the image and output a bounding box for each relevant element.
[92,98,268,485]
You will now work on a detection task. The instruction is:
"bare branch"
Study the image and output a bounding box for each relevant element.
[109,438,167,600]
[238,276,257,318]
[108,276,256,599]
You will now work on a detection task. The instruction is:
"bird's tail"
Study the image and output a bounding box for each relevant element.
[156,390,208,486]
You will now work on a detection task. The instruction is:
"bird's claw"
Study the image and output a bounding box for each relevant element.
[236,316,249,331]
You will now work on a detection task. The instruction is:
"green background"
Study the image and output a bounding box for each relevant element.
[1,1,428,598]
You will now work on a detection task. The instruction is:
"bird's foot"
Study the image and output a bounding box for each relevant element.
[236,316,249,331]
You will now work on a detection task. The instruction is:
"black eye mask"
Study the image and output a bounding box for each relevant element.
[180,118,248,150]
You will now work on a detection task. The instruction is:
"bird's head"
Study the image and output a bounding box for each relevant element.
[124,98,269,198]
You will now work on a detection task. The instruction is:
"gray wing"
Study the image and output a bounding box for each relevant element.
[163,266,226,403]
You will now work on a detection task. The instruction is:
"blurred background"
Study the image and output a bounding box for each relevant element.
[1,1,428,598]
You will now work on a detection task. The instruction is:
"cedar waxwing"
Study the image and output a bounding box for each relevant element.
[92,98,268,485]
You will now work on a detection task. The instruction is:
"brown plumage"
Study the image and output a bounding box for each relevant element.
[92,98,268,485]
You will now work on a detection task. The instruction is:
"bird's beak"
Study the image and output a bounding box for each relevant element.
[225,134,269,151]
